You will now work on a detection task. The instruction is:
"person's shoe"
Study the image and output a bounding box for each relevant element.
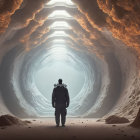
[56,124,59,127]
[62,124,65,127]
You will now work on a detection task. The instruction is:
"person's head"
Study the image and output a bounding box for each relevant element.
[58,79,62,84]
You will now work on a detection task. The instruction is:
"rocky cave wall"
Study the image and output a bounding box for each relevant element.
[0,0,140,123]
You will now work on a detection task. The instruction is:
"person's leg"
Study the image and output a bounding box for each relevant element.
[61,108,67,126]
[55,109,60,126]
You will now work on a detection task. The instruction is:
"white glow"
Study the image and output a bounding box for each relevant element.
[49,31,67,38]
[48,10,72,18]
[53,31,66,36]
[35,62,85,99]
[50,21,71,29]
[47,0,74,5]
[51,39,66,43]
[49,46,68,60]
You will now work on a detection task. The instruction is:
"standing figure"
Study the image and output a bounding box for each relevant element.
[52,79,70,127]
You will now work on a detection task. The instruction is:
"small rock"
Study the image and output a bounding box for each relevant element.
[1,127,6,129]
[112,125,116,127]
[0,114,27,126]
[131,135,135,138]
[24,120,31,124]
[105,115,129,124]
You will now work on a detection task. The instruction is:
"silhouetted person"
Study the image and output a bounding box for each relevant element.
[52,79,70,127]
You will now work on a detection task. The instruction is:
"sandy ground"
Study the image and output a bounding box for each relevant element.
[0,118,140,140]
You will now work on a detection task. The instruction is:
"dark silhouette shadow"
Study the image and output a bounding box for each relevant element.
[52,79,70,127]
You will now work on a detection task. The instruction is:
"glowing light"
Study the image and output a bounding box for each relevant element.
[48,10,72,18]
[49,46,68,60]
[47,0,74,5]
[53,31,66,35]
[49,31,67,38]
[51,39,66,43]
[50,21,71,29]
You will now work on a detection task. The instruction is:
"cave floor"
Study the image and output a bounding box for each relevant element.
[0,118,140,140]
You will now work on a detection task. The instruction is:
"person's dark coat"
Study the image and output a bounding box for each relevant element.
[52,84,70,108]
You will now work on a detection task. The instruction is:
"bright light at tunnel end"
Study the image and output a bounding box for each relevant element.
[47,0,74,5]
[48,10,72,18]
[50,21,71,29]
[49,46,68,60]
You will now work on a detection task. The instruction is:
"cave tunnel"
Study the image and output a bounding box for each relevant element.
[0,0,140,139]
